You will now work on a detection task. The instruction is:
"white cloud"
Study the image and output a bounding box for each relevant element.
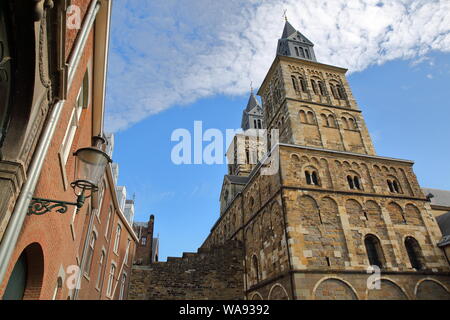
[105,0,450,132]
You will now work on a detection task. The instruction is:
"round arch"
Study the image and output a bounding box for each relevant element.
[366,278,409,300]
[415,278,450,300]
[312,277,359,300]
[3,242,44,300]
[268,283,289,300]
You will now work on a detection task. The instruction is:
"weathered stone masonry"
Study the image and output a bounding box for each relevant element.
[128,241,244,300]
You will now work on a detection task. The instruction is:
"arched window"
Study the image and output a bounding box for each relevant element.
[353,176,361,190]
[294,47,299,56]
[321,114,328,126]
[84,231,97,276]
[291,76,298,91]
[348,118,357,130]
[347,175,362,190]
[305,171,312,184]
[387,178,402,193]
[347,175,354,189]
[299,110,307,123]
[318,81,327,96]
[305,48,310,59]
[405,237,424,270]
[299,77,307,91]
[364,235,384,268]
[336,84,346,99]
[310,80,318,94]
[311,171,320,185]
[387,180,394,192]
[306,111,315,124]
[393,180,401,193]
[252,255,260,283]
[341,117,349,130]
[299,47,305,58]
[328,115,336,128]
[96,250,105,289]
[330,83,338,99]
[257,119,262,128]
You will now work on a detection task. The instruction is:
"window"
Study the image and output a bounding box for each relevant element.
[60,71,88,165]
[348,175,362,190]
[84,231,96,276]
[96,180,106,216]
[330,83,338,99]
[114,224,122,253]
[405,237,424,270]
[336,84,346,99]
[106,264,116,297]
[305,170,320,186]
[252,255,260,283]
[299,47,305,58]
[119,273,127,300]
[105,206,112,238]
[364,235,384,268]
[299,77,307,91]
[96,251,105,289]
[124,239,131,265]
[299,110,307,123]
[318,81,327,96]
[141,236,147,246]
[294,47,299,56]
[306,111,315,124]
[387,178,402,193]
[305,48,310,59]
[310,79,318,94]
[291,76,298,91]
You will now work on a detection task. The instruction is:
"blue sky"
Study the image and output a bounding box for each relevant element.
[105,1,450,260]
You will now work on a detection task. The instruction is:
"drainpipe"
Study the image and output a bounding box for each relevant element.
[0,0,101,288]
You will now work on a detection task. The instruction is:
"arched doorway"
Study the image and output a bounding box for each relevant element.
[3,243,44,300]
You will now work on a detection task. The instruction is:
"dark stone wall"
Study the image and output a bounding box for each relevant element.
[129,241,244,300]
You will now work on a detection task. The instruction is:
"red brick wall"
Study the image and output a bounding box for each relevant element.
[0,0,137,300]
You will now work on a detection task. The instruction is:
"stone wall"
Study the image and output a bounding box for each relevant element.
[128,241,244,300]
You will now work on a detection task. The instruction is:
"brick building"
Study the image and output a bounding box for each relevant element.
[133,215,159,265]
[0,0,138,300]
[129,20,450,300]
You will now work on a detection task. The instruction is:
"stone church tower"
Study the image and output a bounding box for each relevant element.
[203,20,450,300]
[129,20,450,301]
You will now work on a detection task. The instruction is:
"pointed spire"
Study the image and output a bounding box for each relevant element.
[276,20,317,62]
[281,20,297,39]
[241,91,263,130]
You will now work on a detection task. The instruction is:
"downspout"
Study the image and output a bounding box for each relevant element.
[0,0,101,287]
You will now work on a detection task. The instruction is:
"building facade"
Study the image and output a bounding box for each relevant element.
[133,215,159,265]
[0,0,138,300]
[129,20,450,300]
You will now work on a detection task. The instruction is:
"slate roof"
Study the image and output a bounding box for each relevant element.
[225,175,249,185]
[422,188,450,208]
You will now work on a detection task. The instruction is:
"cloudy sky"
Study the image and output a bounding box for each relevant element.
[106,0,450,260]
[106,0,450,132]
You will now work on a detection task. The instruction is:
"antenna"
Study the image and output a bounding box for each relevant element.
[250,80,253,94]
[283,9,288,22]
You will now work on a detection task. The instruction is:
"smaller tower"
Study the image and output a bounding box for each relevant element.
[276,20,317,62]
[241,91,264,131]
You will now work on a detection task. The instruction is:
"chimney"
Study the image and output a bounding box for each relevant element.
[147,214,155,264]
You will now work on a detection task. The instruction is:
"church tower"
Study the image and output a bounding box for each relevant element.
[260,20,376,155]
[201,19,450,300]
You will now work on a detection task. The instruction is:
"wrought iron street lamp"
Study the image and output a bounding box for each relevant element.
[28,139,112,216]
